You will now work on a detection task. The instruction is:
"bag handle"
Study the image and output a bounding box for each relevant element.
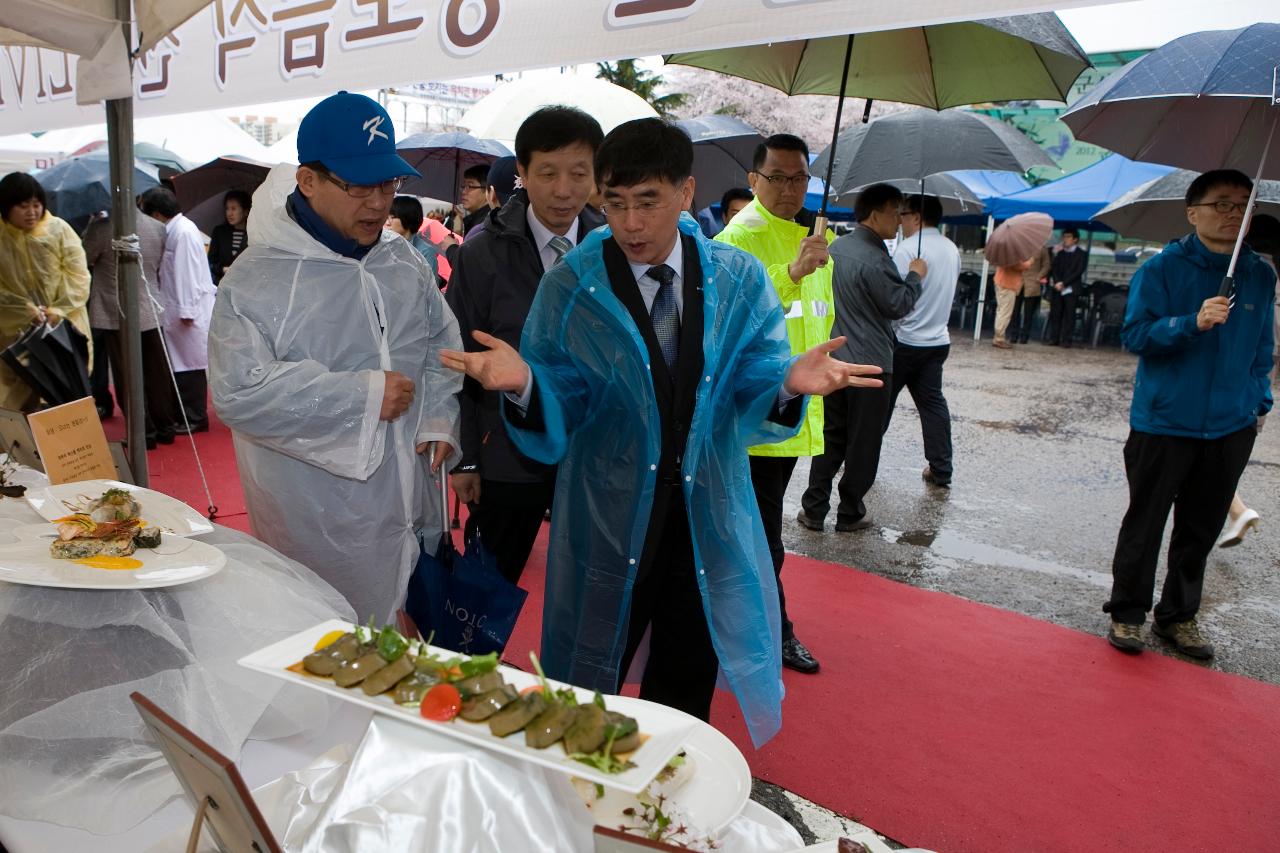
[431,445,449,534]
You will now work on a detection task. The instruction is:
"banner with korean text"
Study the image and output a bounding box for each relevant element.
[0,0,1104,135]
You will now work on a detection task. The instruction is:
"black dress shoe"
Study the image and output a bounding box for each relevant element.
[96,404,113,420]
[155,431,175,445]
[173,421,209,435]
[796,509,824,531]
[782,637,820,674]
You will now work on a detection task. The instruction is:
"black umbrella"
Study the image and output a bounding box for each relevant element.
[396,132,513,210]
[675,115,764,211]
[36,151,160,223]
[171,156,271,234]
[0,321,91,407]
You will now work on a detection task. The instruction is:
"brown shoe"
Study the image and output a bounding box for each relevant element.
[993,339,1013,349]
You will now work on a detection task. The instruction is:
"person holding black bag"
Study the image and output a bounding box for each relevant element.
[0,172,92,411]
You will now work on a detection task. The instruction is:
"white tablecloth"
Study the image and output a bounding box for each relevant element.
[0,467,357,846]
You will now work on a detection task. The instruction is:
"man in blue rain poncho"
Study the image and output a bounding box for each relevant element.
[442,119,882,746]
[209,93,462,624]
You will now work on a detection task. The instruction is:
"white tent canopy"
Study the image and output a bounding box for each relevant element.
[460,76,659,147]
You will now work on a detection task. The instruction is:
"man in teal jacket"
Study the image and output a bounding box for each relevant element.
[1105,169,1275,659]
[441,118,882,746]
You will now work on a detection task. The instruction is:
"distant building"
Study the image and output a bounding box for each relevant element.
[971,50,1148,180]
[229,114,286,147]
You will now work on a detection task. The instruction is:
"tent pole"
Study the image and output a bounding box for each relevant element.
[107,0,148,486]
[974,214,994,342]
[814,33,855,233]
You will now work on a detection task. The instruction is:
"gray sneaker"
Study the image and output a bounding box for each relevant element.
[1153,618,1215,660]
[1107,621,1143,654]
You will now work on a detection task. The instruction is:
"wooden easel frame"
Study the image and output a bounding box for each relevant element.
[130,692,282,853]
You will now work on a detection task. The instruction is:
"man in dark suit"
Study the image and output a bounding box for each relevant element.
[1046,228,1088,347]
[441,118,883,745]
[446,107,603,584]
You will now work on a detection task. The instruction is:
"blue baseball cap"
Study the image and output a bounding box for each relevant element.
[297,91,420,185]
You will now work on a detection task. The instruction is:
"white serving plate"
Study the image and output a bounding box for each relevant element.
[237,619,700,795]
[26,479,215,537]
[581,716,751,834]
[0,522,226,590]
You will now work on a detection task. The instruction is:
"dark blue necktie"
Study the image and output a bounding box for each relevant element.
[647,264,679,372]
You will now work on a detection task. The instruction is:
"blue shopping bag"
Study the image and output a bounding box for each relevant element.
[404,467,527,656]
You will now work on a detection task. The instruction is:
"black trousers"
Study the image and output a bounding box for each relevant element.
[803,382,893,525]
[1045,290,1078,345]
[100,328,181,442]
[90,328,113,414]
[749,455,798,642]
[1106,427,1256,626]
[885,343,953,479]
[463,478,555,585]
[616,488,719,721]
[1011,292,1041,342]
[175,369,207,426]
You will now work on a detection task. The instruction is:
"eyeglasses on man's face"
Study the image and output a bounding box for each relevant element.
[461,183,486,193]
[318,170,406,199]
[752,172,810,189]
[599,190,683,220]
[1189,200,1249,215]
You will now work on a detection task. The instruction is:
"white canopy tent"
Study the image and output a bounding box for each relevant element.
[3,113,276,167]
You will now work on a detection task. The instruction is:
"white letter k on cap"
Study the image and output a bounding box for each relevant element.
[363,115,388,145]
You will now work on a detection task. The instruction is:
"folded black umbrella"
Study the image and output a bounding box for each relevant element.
[1,321,91,407]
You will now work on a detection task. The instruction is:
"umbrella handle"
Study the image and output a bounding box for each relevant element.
[812,215,828,237]
[431,446,450,534]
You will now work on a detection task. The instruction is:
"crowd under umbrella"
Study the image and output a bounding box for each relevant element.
[1096,170,1280,243]
[665,12,1089,231]
[674,114,764,212]
[395,132,512,214]
[35,150,160,227]
[1061,22,1280,298]
[171,156,272,234]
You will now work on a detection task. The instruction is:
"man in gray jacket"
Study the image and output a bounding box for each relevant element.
[800,184,925,531]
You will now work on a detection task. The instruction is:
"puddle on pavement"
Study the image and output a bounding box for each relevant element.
[972,419,1062,436]
[880,526,1112,587]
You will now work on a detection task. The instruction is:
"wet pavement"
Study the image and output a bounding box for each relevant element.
[780,333,1280,685]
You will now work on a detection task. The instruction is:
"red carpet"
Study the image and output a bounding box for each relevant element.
[102,406,251,532]
[130,409,1280,852]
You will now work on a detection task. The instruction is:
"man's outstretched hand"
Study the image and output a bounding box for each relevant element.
[440,330,531,393]
[784,337,884,397]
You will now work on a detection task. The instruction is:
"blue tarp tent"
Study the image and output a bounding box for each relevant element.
[950,170,1032,207]
[987,155,1175,225]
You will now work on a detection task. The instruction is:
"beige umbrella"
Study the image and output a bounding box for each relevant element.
[984,212,1054,266]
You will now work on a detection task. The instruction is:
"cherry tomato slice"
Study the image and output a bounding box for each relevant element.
[420,683,462,721]
[519,685,544,697]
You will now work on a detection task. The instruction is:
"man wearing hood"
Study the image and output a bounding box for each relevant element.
[714,133,834,675]
[208,92,462,623]
[1104,169,1274,660]
[442,118,883,747]
[446,107,604,585]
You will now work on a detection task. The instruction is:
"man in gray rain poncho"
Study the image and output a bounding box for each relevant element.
[209,92,461,622]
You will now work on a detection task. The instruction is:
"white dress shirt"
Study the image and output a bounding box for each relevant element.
[526,205,580,271]
[892,226,961,348]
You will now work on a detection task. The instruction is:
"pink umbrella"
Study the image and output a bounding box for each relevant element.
[984,212,1054,267]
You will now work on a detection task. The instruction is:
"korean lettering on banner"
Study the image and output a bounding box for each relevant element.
[607,0,702,28]
[213,0,269,90]
[344,0,425,48]
[271,0,339,79]
[137,34,181,99]
[439,0,504,57]
[0,48,75,109]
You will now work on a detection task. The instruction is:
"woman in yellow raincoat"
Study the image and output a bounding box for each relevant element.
[0,173,92,410]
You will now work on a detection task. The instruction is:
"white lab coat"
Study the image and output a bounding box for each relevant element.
[159,212,217,371]
[208,165,462,623]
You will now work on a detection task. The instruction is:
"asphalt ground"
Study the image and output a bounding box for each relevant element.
[758,331,1279,848]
